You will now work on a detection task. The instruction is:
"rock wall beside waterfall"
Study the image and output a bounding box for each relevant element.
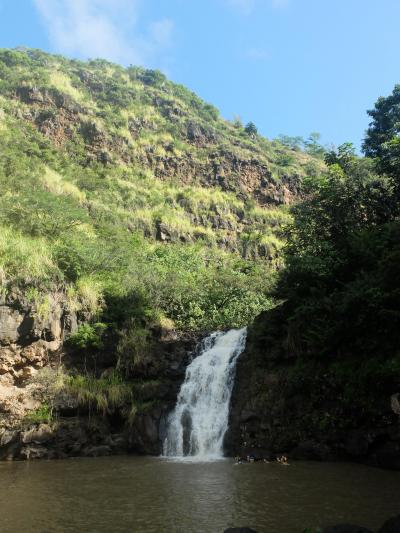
[0,287,196,460]
[226,311,400,470]
[0,288,76,429]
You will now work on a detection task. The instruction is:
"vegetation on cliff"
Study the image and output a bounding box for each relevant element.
[0,47,324,343]
[233,87,400,462]
[274,88,400,365]
[0,47,325,442]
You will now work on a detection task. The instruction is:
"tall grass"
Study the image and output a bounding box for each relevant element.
[67,372,133,415]
[0,225,61,284]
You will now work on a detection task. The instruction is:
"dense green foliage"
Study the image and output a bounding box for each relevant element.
[363,84,400,184]
[263,86,400,387]
[239,88,400,444]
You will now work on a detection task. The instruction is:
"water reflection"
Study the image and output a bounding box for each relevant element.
[0,457,399,533]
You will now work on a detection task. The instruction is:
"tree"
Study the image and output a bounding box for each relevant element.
[275,154,399,358]
[244,122,258,138]
[363,84,400,183]
[304,132,325,157]
[324,142,357,171]
[277,134,304,151]
[232,115,243,129]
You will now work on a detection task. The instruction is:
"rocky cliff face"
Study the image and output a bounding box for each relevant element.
[226,312,400,470]
[0,288,196,460]
[0,289,75,426]
[13,84,303,209]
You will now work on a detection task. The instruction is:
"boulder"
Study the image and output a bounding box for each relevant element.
[378,515,400,533]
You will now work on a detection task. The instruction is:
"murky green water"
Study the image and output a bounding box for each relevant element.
[0,456,398,533]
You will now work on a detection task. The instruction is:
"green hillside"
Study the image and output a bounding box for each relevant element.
[0,47,323,334]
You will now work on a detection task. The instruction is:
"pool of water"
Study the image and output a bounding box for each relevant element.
[0,456,398,533]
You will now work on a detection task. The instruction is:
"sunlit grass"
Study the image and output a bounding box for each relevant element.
[0,225,60,284]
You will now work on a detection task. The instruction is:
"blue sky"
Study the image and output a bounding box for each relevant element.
[1,0,399,149]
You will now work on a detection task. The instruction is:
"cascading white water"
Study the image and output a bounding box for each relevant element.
[163,328,247,460]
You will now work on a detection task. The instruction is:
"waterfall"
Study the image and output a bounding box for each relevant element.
[163,328,247,460]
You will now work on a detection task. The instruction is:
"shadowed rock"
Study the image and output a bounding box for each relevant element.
[323,526,372,533]
[378,515,400,533]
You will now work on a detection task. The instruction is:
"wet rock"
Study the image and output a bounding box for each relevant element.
[0,429,18,447]
[19,444,49,460]
[136,415,159,447]
[21,424,54,444]
[82,445,112,457]
[344,431,370,457]
[223,529,258,533]
[323,526,372,533]
[391,394,400,416]
[378,515,400,533]
[0,440,21,460]
[374,442,400,470]
[291,440,333,461]
[109,434,127,452]
[240,410,259,423]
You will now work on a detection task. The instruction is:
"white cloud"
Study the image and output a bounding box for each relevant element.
[227,0,256,15]
[33,0,174,66]
[149,19,174,49]
[227,0,290,14]
[270,0,290,7]
[244,47,270,61]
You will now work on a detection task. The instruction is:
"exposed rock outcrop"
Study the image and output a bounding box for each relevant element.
[0,287,196,460]
[13,84,303,209]
[0,289,77,431]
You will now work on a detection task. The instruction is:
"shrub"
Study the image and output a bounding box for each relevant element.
[67,323,107,350]
[24,404,53,425]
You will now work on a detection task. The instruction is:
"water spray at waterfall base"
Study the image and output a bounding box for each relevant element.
[163,328,247,461]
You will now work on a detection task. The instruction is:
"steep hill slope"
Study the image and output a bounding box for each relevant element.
[0,47,324,331]
[0,47,324,459]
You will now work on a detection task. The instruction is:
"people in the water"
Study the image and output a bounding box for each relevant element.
[277,455,289,465]
[234,454,289,465]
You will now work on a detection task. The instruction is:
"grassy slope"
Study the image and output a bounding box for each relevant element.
[0,48,324,333]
